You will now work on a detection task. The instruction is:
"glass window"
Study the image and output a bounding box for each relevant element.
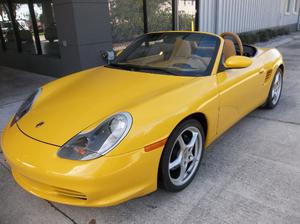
[177,0,196,30]
[294,0,300,13]
[0,0,59,56]
[109,0,144,51]
[14,3,36,53]
[33,0,60,57]
[147,0,172,32]
[110,32,220,76]
[286,0,292,13]
[0,16,5,50]
[0,2,18,51]
[0,3,7,50]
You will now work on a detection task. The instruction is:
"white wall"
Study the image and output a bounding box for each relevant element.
[199,0,299,34]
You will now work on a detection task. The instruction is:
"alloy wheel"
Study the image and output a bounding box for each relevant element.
[271,71,282,105]
[168,126,203,186]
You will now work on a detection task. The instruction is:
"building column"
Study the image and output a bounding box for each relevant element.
[53,0,113,75]
[42,1,54,28]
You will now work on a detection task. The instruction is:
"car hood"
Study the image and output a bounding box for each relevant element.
[17,66,194,146]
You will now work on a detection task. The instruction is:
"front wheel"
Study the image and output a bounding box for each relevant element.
[159,119,205,192]
[262,69,283,109]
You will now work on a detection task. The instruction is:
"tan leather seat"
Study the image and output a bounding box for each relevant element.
[169,39,192,60]
[164,38,208,70]
[223,39,236,60]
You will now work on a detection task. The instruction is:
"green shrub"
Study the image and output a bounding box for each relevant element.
[257,30,270,42]
[265,29,276,38]
[276,27,290,36]
[277,28,285,36]
[239,32,259,44]
[239,26,291,44]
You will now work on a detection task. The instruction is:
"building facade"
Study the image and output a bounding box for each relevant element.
[0,0,299,77]
[199,0,300,34]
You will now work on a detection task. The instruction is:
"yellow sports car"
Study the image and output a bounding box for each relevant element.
[1,31,284,207]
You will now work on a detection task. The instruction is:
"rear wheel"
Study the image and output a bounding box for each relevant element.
[262,69,283,109]
[159,119,205,192]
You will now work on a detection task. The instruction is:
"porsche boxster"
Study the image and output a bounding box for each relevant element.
[1,31,284,207]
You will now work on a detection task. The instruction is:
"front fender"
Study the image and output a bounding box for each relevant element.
[108,75,220,156]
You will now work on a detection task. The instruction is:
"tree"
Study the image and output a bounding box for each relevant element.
[109,0,195,44]
[109,0,144,43]
[147,0,172,32]
[0,4,4,21]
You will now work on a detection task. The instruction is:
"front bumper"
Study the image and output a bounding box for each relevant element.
[1,123,163,207]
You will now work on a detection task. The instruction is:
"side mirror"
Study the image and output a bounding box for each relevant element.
[100,50,115,64]
[224,56,252,69]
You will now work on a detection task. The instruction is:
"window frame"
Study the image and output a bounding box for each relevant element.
[28,0,42,55]
[175,0,198,31]
[110,0,199,50]
[144,0,198,32]
[0,0,59,56]
[6,0,22,52]
[293,0,300,14]
[285,0,292,14]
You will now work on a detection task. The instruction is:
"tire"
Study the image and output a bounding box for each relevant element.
[262,69,283,109]
[159,119,205,192]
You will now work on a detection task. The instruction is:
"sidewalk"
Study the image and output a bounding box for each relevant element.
[256,31,300,48]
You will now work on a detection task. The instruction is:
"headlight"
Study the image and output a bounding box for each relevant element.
[11,88,41,127]
[57,112,132,161]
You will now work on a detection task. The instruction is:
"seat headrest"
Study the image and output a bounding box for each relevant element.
[170,38,192,59]
[223,39,236,60]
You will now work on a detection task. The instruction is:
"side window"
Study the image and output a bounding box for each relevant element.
[191,36,217,59]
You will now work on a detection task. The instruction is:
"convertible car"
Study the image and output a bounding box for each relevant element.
[1,31,284,207]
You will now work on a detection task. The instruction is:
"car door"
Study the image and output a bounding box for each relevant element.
[216,54,266,135]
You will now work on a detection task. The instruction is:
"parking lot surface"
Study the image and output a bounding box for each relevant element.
[1,34,300,224]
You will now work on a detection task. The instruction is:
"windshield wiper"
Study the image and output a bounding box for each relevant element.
[139,66,178,75]
[107,63,178,75]
[107,63,139,71]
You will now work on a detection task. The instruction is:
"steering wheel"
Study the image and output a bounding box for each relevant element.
[220,32,244,56]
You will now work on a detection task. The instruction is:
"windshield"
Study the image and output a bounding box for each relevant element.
[110,32,220,76]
